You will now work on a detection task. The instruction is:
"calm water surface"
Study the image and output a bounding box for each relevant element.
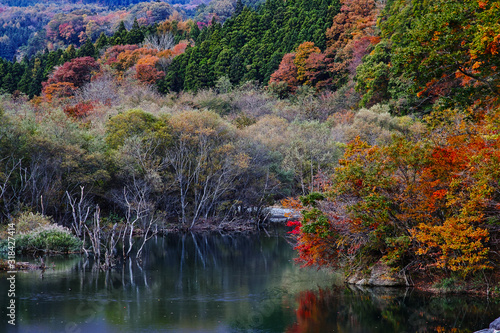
[1,229,499,332]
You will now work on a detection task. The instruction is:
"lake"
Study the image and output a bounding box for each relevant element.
[1,228,498,332]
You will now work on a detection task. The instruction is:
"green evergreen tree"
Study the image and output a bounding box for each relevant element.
[77,38,97,58]
[234,0,244,17]
[17,68,31,95]
[229,55,245,84]
[28,64,44,98]
[2,73,17,93]
[63,45,77,63]
[111,21,128,45]
[95,32,109,51]
[190,22,201,41]
[184,46,204,91]
[125,19,144,45]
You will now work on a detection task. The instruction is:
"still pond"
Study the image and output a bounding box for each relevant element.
[1,228,499,332]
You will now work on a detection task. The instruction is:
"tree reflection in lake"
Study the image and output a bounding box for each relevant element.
[286,285,498,333]
[0,230,499,333]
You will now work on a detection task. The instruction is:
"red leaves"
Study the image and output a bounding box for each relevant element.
[270,42,332,91]
[270,53,299,91]
[63,101,95,119]
[286,113,500,276]
[287,220,302,235]
[47,57,100,88]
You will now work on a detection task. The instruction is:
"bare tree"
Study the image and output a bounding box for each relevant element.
[163,110,250,228]
[0,157,21,219]
[83,205,123,269]
[66,186,92,237]
[142,32,175,51]
[76,73,120,106]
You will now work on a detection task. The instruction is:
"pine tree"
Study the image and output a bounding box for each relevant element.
[235,0,244,17]
[126,19,144,45]
[190,22,200,41]
[63,45,77,63]
[77,38,97,58]
[112,21,128,45]
[17,68,31,95]
[229,55,245,84]
[2,73,16,94]
[95,32,109,50]
[28,64,44,98]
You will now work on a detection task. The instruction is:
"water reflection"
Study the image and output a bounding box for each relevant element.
[286,286,498,333]
[0,230,498,333]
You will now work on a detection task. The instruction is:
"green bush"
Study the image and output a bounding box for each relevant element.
[15,224,82,254]
[14,212,52,234]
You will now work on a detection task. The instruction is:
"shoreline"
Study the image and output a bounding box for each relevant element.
[2,217,499,298]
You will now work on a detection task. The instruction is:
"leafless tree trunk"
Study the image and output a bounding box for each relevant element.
[84,205,102,261]
[66,186,92,237]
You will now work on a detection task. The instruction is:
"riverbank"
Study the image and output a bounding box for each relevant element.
[0,259,46,271]
[345,263,500,297]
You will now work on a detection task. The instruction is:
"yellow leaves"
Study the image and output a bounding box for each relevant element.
[413,217,491,276]
[472,61,482,70]
[293,41,321,84]
[431,31,441,42]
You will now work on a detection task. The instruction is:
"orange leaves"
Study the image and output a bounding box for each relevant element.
[135,64,165,84]
[134,54,164,84]
[270,53,299,90]
[100,42,187,85]
[431,189,447,200]
[171,42,188,56]
[137,54,159,67]
[269,41,332,91]
[113,47,158,73]
[478,0,488,9]
[42,82,77,102]
[289,112,500,277]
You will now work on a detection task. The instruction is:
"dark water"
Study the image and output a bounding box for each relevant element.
[1,229,499,333]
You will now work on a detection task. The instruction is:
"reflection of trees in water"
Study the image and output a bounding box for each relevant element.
[40,232,296,330]
[10,233,499,332]
[286,286,495,333]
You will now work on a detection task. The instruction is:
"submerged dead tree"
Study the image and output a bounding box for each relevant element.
[66,185,157,269]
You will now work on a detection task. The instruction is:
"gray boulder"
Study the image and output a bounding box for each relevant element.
[490,317,500,330]
[474,317,500,333]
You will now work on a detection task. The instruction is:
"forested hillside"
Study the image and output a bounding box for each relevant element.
[0,0,499,285]
[0,0,261,61]
[161,0,338,91]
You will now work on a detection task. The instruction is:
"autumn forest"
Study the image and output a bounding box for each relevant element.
[0,0,499,288]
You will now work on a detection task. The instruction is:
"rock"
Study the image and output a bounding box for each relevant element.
[264,207,301,222]
[490,317,500,330]
[346,261,410,287]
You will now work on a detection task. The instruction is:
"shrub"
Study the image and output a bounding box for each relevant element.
[14,212,52,234]
[15,224,82,254]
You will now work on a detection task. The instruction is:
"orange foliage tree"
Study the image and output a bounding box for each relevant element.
[135,55,165,84]
[42,82,77,102]
[269,0,380,92]
[286,109,500,277]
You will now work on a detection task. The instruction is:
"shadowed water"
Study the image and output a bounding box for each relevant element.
[1,229,498,332]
